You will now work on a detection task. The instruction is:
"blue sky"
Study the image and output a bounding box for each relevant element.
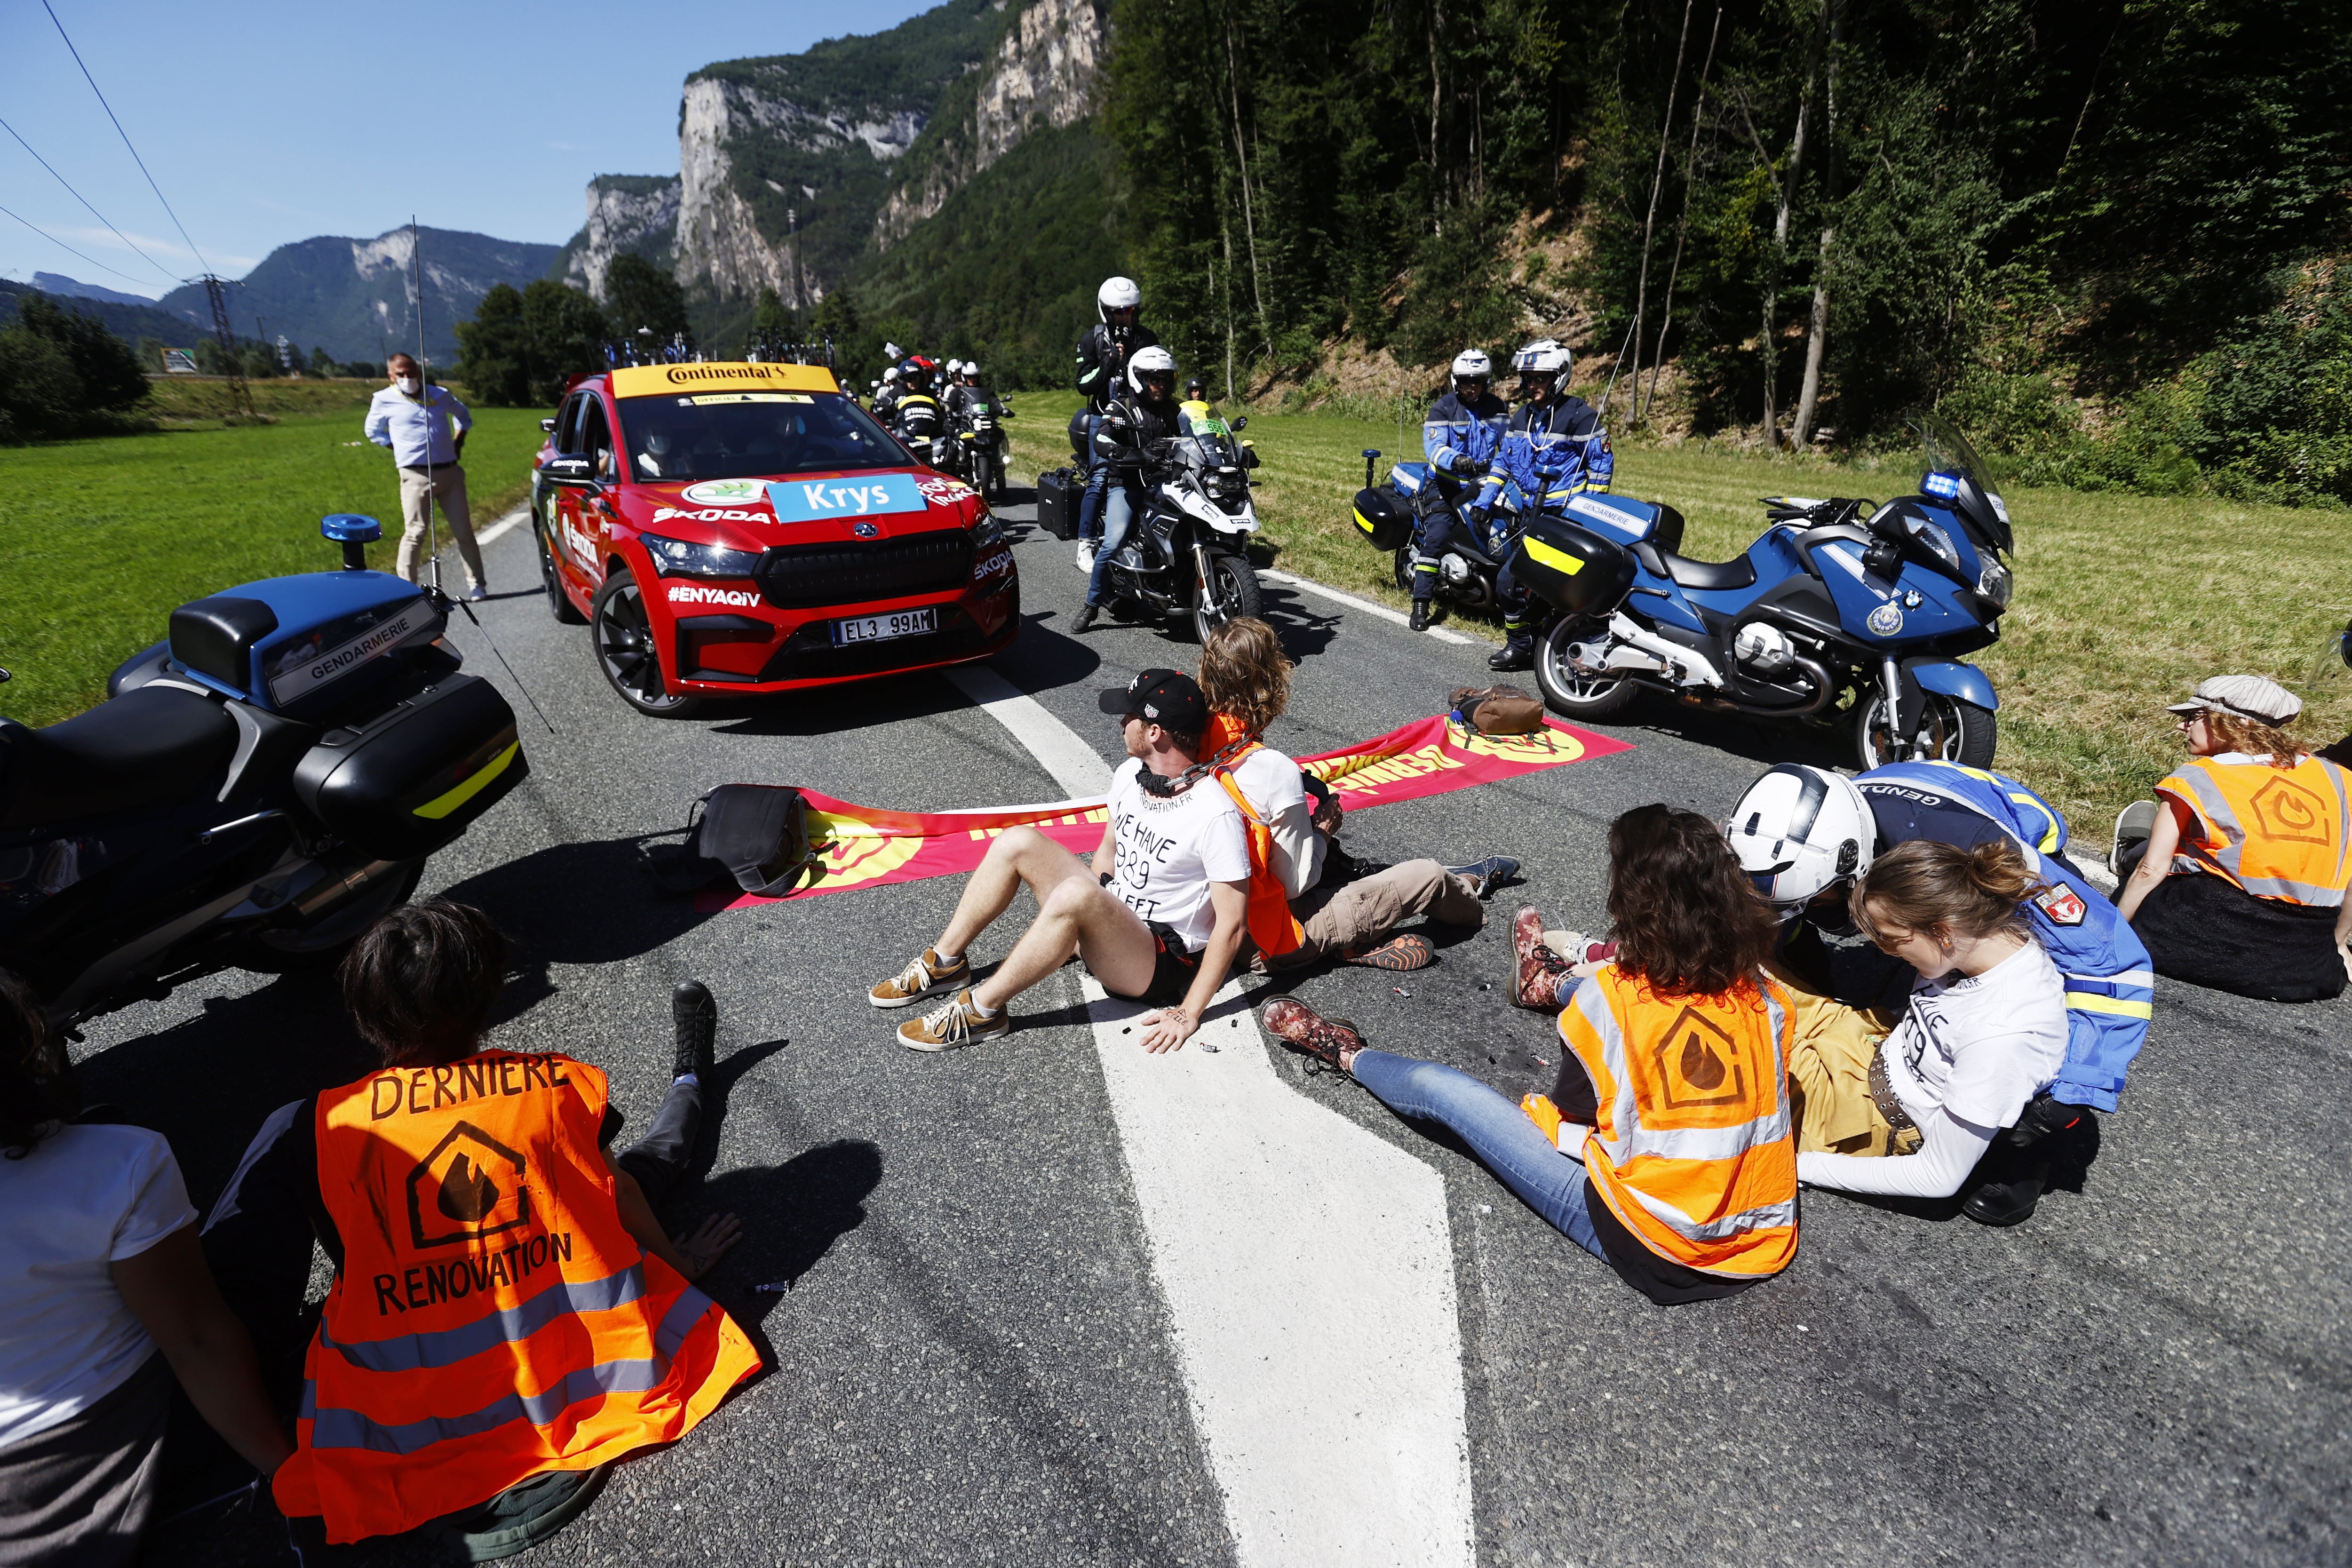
[0,0,936,298]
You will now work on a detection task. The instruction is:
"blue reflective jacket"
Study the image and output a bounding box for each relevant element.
[1496,395,1613,503]
[1856,761,2152,1112]
[1421,390,1508,477]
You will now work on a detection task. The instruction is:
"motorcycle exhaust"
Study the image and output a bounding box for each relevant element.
[291,858,408,920]
[1606,613,1726,689]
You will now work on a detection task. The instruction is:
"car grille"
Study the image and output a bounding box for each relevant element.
[753,531,973,609]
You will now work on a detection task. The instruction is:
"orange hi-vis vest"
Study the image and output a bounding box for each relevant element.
[1204,714,1306,959]
[2158,752,2352,907]
[273,1051,760,1544]
[1556,966,1799,1279]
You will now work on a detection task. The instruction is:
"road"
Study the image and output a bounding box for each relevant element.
[89,486,2347,1567]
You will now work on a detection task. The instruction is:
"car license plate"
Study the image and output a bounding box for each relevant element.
[831,607,937,646]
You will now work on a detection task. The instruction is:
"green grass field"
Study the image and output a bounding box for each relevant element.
[0,401,550,727]
[1004,389,2352,833]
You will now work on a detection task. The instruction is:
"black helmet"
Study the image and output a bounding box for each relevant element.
[1184,377,1206,397]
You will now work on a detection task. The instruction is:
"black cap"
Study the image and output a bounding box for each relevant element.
[1098,667,1208,736]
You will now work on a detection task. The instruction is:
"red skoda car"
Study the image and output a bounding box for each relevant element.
[530,361,1018,716]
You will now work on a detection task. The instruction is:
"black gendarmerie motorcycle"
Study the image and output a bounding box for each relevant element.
[949,388,1012,501]
[0,515,528,1038]
[1093,421,1265,642]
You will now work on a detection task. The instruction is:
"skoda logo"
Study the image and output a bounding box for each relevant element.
[1866,601,1905,637]
[852,521,880,538]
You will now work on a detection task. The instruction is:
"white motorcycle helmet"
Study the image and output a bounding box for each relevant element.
[1511,339,1573,398]
[1724,764,1876,912]
[1451,348,1494,389]
[1127,344,1178,395]
[883,366,901,383]
[961,362,980,381]
[943,358,963,375]
[1098,275,1142,320]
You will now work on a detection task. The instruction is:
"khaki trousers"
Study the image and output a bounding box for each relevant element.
[396,464,485,589]
[1771,963,1920,1157]
[1269,859,1486,968]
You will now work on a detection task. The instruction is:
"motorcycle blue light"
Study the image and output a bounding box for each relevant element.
[1923,471,1963,500]
[321,513,383,544]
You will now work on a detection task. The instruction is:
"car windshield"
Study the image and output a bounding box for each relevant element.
[616,390,907,482]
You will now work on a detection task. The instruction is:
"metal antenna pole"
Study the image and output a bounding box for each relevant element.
[411,216,441,597]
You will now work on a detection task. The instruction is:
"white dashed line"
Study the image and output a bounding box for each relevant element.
[949,663,1475,1567]
[1260,570,1477,645]
[475,505,531,549]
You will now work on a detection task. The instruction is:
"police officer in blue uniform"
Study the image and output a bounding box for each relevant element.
[1408,350,1509,633]
[1726,761,2152,1226]
[1488,339,1614,671]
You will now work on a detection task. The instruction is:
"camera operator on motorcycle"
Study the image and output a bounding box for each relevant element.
[1724,762,2151,1227]
[1072,345,1184,634]
[1408,350,1510,634]
[1074,278,1161,574]
[890,357,948,459]
[1180,376,1214,428]
[1488,340,1616,671]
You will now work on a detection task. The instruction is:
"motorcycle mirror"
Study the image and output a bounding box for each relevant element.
[1232,416,1248,431]
[0,667,11,684]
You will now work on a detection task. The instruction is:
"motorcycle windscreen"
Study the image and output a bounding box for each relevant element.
[1508,513,1637,617]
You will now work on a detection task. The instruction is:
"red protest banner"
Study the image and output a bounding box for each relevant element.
[707,715,1630,909]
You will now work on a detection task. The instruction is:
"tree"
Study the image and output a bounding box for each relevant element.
[455,282,533,406]
[15,294,150,414]
[310,345,337,377]
[602,254,691,349]
[518,280,607,402]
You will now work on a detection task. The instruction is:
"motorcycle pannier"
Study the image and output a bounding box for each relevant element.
[1509,513,1638,617]
[1037,467,1080,540]
[1351,485,1413,551]
[291,673,528,860]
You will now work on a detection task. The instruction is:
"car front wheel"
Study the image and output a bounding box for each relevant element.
[591,568,703,718]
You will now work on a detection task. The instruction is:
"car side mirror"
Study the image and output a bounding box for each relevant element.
[543,455,596,487]
[539,417,557,433]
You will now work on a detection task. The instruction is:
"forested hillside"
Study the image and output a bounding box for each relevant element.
[1113,0,2352,501]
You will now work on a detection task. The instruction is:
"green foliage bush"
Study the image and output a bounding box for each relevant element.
[457,281,608,406]
[0,294,152,443]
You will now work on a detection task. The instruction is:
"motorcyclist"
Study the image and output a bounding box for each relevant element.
[891,358,947,458]
[1408,350,1510,634]
[873,364,904,418]
[1073,277,1161,575]
[1179,376,1214,430]
[1072,344,1183,634]
[1724,762,2151,1227]
[1488,340,1614,670]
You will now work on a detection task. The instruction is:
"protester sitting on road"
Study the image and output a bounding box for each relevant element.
[1194,617,1515,973]
[0,970,295,1566]
[1725,761,2148,1226]
[870,669,1251,1053]
[1782,839,2070,1208]
[200,901,757,1558]
[1259,805,1800,1305]
[2114,675,2352,1002]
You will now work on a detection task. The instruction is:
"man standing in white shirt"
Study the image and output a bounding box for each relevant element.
[364,352,485,598]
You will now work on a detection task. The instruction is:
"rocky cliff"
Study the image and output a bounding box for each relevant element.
[554,175,681,298]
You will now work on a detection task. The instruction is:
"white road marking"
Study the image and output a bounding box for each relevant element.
[951,661,1476,1567]
[476,505,530,548]
[944,664,1113,796]
[1261,569,1477,645]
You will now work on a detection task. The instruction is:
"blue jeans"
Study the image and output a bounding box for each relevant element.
[1349,1049,1607,1258]
[1085,476,1143,607]
[1077,412,1108,543]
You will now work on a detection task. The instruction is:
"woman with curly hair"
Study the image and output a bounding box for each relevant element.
[2114,675,2352,1001]
[1259,804,1798,1305]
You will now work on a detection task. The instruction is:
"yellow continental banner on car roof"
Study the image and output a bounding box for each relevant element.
[610,361,839,398]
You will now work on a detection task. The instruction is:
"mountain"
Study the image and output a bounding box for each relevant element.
[0,277,203,349]
[552,175,680,298]
[156,227,562,366]
[30,272,160,307]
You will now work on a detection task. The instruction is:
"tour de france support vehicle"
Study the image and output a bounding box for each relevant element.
[1091,414,1266,643]
[0,515,528,1036]
[530,360,1019,718]
[1353,415,2014,769]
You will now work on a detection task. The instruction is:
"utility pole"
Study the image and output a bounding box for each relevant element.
[202,275,254,418]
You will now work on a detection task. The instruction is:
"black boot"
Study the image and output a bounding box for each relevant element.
[1488,633,1534,672]
[1408,600,1434,632]
[1071,603,1100,633]
[672,980,715,1081]
[1962,1095,2084,1226]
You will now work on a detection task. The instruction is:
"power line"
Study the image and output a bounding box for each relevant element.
[0,200,162,289]
[39,0,209,275]
[0,115,179,284]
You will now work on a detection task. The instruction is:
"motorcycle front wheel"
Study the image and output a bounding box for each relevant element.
[1534,617,1640,720]
[1853,689,1997,770]
[1186,550,1263,642]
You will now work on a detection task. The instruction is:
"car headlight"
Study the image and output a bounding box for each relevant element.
[643,533,761,580]
[972,512,1005,549]
[1978,557,2013,608]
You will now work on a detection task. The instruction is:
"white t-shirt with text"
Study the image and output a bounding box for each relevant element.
[1224,746,1326,898]
[1879,939,2068,1130]
[1108,758,1251,953]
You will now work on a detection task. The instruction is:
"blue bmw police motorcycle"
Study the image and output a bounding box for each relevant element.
[0,516,528,1036]
[1474,415,2010,770]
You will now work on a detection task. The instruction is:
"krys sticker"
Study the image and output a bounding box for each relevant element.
[765,474,927,524]
[680,478,771,506]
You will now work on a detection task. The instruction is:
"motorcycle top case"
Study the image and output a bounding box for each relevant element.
[1508,512,1638,617]
[170,571,444,722]
[1551,492,1687,556]
[1036,467,1080,540]
[291,673,526,860]
[1351,485,1414,551]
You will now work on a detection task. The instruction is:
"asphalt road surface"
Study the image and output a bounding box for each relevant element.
[87,487,2347,1567]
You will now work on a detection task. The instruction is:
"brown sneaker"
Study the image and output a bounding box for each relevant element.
[897,990,1009,1052]
[1513,907,1572,1010]
[869,947,971,1009]
[1340,932,1436,971]
[1260,996,1366,1074]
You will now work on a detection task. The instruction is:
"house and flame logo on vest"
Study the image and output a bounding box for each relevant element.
[1652,1006,1756,1116]
[405,1121,532,1250]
